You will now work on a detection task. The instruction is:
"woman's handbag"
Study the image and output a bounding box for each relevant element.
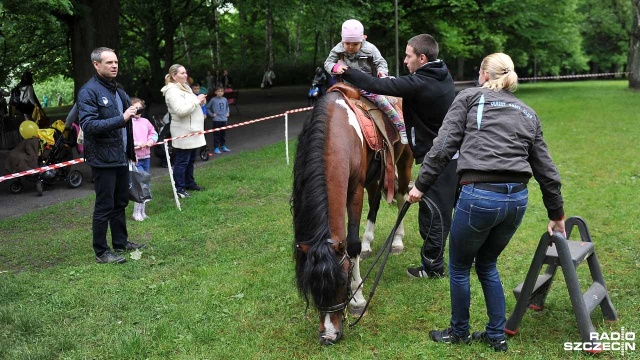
[129,162,152,203]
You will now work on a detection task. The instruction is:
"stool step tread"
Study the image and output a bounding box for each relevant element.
[544,240,594,266]
[513,273,553,299]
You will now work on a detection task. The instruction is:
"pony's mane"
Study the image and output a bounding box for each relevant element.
[292,93,332,249]
[291,92,345,304]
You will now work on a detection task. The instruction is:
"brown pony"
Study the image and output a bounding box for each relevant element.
[292,91,413,344]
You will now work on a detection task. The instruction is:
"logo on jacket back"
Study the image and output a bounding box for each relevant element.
[102,97,109,106]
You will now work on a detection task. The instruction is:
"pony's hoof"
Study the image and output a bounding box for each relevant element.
[349,305,367,317]
[319,331,342,345]
[391,246,404,254]
[360,249,372,259]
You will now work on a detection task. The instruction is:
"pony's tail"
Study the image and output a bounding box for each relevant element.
[296,241,347,309]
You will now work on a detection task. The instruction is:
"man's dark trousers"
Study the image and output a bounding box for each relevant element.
[92,165,129,256]
[419,159,458,274]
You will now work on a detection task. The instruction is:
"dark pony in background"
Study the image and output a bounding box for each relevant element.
[292,91,412,344]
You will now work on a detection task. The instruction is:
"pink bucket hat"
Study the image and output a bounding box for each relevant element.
[341,19,364,43]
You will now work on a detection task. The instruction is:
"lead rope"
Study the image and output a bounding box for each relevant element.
[348,194,445,327]
[349,201,411,327]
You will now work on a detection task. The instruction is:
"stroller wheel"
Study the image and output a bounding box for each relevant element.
[66,170,83,188]
[200,148,210,161]
[36,180,44,196]
[9,181,23,194]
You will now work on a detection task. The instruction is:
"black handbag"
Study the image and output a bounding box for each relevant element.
[129,163,152,203]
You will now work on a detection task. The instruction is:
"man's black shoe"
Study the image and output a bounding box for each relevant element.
[472,331,508,352]
[96,251,126,264]
[429,327,471,344]
[114,241,146,253]
[407,266,445,279]
[186,185,204,191]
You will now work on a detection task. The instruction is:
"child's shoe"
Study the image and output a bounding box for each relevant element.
[400,131,408,145]
[221,146,231,152]
[214,148,221,154]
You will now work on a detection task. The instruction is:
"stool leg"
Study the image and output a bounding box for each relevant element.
[586,253,618,321]
[505,233,552,335]
[554,233,597,344]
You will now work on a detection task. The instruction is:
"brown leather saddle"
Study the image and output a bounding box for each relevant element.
[328,82,403,203]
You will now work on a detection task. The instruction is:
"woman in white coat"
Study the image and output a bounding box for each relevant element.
[161,64,207,198]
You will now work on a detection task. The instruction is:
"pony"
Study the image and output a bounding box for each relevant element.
[292,90,413,344]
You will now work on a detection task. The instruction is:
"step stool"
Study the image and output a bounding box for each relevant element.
[505,216,618,352]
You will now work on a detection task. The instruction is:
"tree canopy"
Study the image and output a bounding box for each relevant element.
[1,0,637,99]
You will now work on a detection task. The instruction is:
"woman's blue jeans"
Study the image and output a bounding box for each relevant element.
[173,148,198,191]
[448,183,528,340]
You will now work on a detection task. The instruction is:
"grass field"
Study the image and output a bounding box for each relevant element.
[1,80,638,359]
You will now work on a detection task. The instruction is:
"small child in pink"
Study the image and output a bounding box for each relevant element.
[325,19,407,144]
[130,97,158,221]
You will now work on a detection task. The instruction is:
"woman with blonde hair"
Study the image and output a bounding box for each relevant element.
[407,53,566,352]
[161,64,207,198]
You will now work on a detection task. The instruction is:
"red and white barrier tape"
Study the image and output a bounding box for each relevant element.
[163,107,313,143]
[1,107,314,183]
[0,158,85,183]
[520,72,628,81]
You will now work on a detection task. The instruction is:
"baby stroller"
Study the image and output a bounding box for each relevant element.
[7,122,83,196]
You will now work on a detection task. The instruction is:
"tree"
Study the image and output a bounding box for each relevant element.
[629,0,640,88]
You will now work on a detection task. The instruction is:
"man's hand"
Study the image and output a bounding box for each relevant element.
[408,187,424,204]
[123,106,137,122]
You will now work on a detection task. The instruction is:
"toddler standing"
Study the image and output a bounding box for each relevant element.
[325,19,407,144]
[206,87,231,154]
[131,97,158,221]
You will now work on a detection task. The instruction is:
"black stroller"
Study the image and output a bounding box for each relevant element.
[7,125,83,196]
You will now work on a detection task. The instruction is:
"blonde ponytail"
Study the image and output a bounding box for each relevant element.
[480,53,518,92]
[165,64,184,85]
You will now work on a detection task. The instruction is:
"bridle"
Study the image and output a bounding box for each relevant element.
[295,239,354,315]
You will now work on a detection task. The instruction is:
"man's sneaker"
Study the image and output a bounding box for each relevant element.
[186,185,204,191]
[221,146,231,152]
[213,148,221,154]
[472,331,508,352]
[114,241,146,253]
[177,189,191,198]
[407,266,445,279]
[96,251,126,264]
[429,327,471,344]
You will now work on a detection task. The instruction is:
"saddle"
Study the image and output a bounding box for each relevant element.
[328,83,403,203]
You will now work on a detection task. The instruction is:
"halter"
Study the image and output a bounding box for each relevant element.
[296,239,354,314]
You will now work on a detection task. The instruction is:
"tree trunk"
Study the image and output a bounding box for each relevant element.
[456,57,464,81]
[265,4,274,69]
[629,0,640,89]
[69,0,120,95]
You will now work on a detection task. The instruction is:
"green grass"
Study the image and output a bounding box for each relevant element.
[1,80,638,359]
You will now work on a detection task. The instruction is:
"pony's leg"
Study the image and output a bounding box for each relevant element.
[392,144,413,254]
[362,182,383,259]
[346,185,367,315]
[392,193,407,254]
[349,255,367,316]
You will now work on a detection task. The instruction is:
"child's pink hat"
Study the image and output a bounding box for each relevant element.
[341,19,364,42]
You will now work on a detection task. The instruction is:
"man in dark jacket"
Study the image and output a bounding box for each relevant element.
[342,34,457,278]
[77,47,146,264]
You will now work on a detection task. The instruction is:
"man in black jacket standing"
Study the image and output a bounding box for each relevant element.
[78,47,146,264]
[342,34,457,278]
